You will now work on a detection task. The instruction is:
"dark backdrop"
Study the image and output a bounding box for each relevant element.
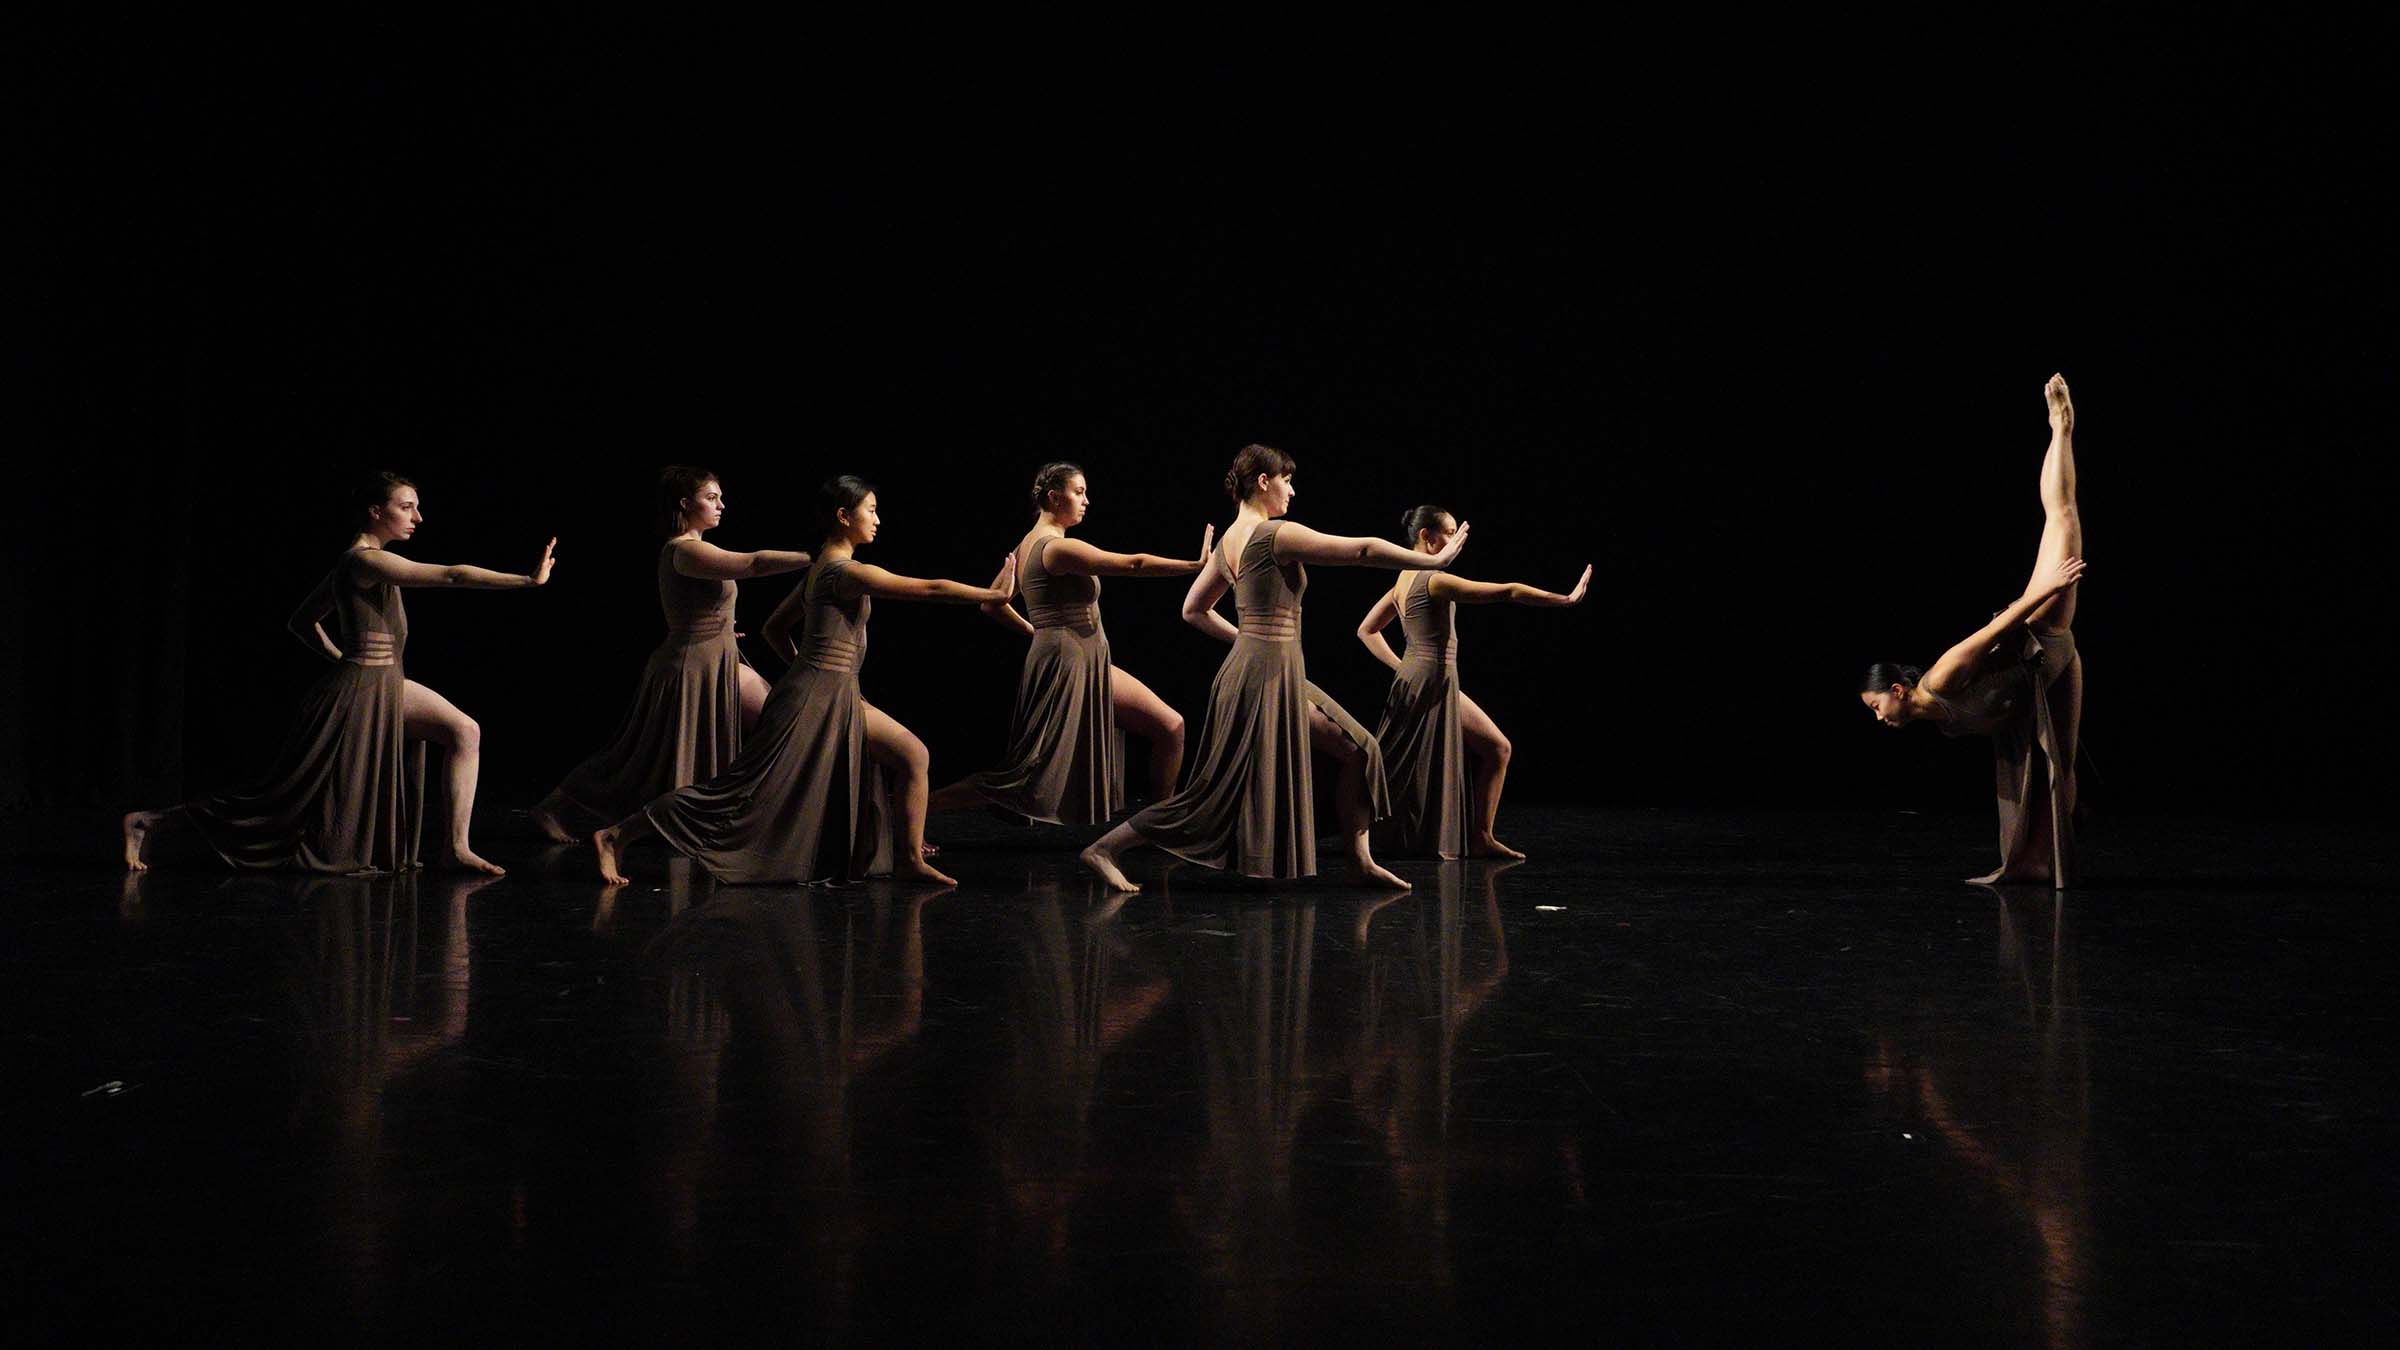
[12,18,2390,844]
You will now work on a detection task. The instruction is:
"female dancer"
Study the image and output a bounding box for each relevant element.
[1357,506,1590,860]
[123,472,555,876]
[1079,445,1467,892]
[1859,374,2088,887]
[927,462,1213,823]
[594,476,1014,888]
[532,466,811,843]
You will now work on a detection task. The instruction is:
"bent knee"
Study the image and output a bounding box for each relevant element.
[1158,710,1186,742]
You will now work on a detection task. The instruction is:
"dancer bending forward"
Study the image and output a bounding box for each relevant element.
[930,461,1212,823]
[1357,505,1589,860]
[1859,374,2088,887]
[533,466,810,842]
[1080,445,1465,892]
[123,472,554,876]
[595,476,1013,887]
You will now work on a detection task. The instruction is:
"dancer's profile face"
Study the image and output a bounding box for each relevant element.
[1053,474,1090,526]
[1859,687,1908,728]
[685,480,725,532]
[841,492,881,545]
[1254,473,1296,516]
[372,488,423,543]
[1416,513,1459,553]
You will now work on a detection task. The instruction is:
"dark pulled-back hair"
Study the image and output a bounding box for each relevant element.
[1030,461,1084,514]
[1859,662,1925,693]
[817,474,878,532]
[1223,444,1298,502]
[657,465,720,536]
[1397,504,1453,545]
[353,470,418,525]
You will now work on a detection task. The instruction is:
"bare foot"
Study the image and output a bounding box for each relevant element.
[1350,856,1411,890]
[1468,835,1527,860]
[121,810,160,871]
[531,801,579,845]
[2045,373,2073,436]
[450,847,506,877]
[894,855,958,886]
[593,827,629,885]
[1080,843,1141,893]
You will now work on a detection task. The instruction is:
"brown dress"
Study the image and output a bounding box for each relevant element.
[1125,520,1387,878]
[185,548,427,873]
[1928,623,2083,887]
[640,557,894,885]
[969,534,1125,824]
[542,542,749,830]
[1373,570,1469,860]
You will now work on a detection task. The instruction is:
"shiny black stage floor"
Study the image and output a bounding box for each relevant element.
[4,809,2391,1345]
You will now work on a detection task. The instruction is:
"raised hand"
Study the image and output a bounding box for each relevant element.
[1197,523,1216,565]
[1564,563,1593,605]
[532,538,558,586]
[1433,520,1471,568]
[2027,554,2086,600]
[990,551,1018,601]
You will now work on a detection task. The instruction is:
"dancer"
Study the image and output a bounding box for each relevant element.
[123,472,555,875]
[1859,374,2088,887]
[594,476,1014,887]
[1357,506,1590,860]
[1079,445,1466,892]
[927,462,1213,824]
[532,467,811,843]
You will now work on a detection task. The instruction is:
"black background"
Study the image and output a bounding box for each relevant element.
[12,16,2391,840]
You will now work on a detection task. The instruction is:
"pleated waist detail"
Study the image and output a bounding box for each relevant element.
[1401,638,1459,668]
[664,613,734,643]
[801,633,865,673]
[1028,602,1101,633]
[345,631,400,667]
[1238,608,1301,642]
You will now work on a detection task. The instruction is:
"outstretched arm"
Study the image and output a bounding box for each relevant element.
[285,579,342,662]
[1043,525,1215,578]
[1272,520,1469,570]
[669,539,811,580]
[1356,589,1403,671]
[1427,564,1592,608]
[840,555,1016,605]
[1179,558,1239,644]
[1922,556,2088,692]
[350,538,557,590]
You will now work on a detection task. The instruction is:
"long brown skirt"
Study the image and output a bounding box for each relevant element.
[1975,625,2083,888]
[971,626,1125,825]
[1373,656,1468,860]
[1125,635,1386,879]
[185,662,427,874]
[641,664,893,885]
[545,632,747,830]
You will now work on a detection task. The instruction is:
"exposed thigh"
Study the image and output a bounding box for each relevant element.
[1109,665,1179,737]
[1306,703,1367,764]
[857,698,929,772]
[401,680,475,744]
[736,662,771,713]
[1456,691,1508,758]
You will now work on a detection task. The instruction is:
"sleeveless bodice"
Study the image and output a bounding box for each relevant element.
[1226,519,1304,641]
[336,549,410,666]
[1021,534,1102,634]
[1927,664,2029,738]
[660,541,738,642]
[798,558,872,674]
[1398,570,1458,667]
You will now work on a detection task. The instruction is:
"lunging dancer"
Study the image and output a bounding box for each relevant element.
[123,472,555,875]
[532,467,810,843]
[594,476,1014,887]
[1357,505,1590,860]
[1079,445,1466,892]
[928,462,1213,823]
[1859,374,2088,887]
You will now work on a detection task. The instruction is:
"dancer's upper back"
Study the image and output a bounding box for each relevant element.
[1398,570,1457,665]
[1226,519,1303,639]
